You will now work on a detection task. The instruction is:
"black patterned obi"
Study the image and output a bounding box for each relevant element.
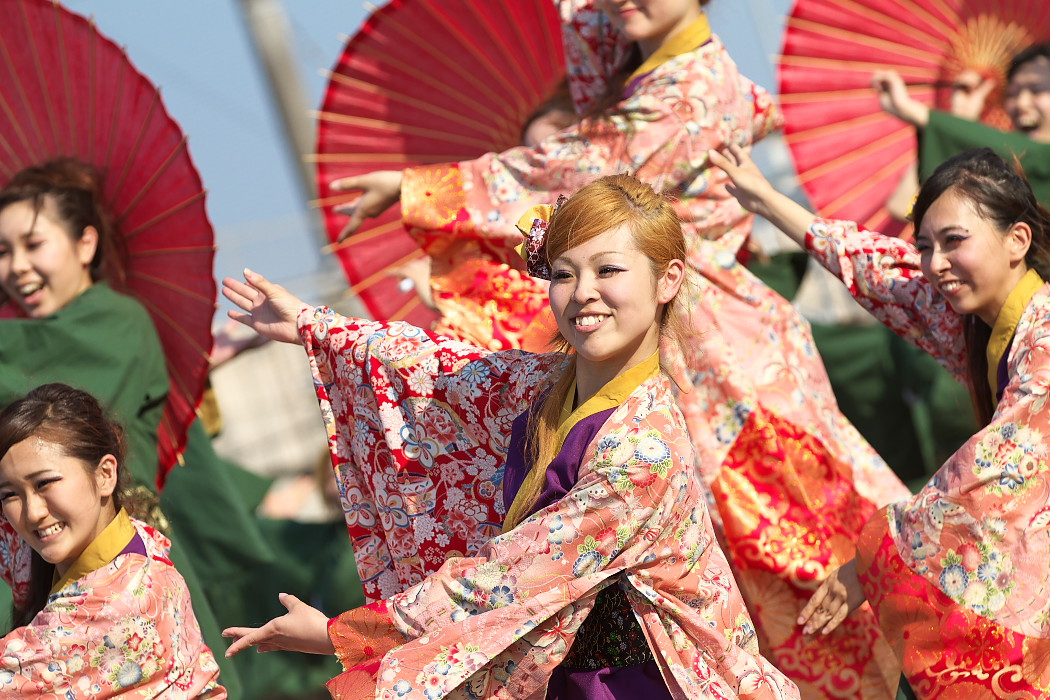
[560,583,655,670]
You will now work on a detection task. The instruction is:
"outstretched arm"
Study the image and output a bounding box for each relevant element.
[708,144,815,245]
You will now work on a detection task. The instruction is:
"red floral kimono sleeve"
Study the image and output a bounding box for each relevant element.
[297,306,561,600]
[806,218,967,380]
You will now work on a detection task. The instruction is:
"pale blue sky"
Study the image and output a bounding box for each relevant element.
[63,0,793,305]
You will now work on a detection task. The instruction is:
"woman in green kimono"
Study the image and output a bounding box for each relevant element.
[0,158,272,698]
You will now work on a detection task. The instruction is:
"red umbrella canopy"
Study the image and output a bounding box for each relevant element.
[0,0,216,485]
[314,0,565,326]
[779,0,1050,235]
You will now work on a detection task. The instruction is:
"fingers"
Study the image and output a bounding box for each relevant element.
[331,175,361,192]
[221,277,256,311]
[278,592,302,611]
[337,211,366,243]
[222,626,263,658]
[821,601,850,636]
[798,583,828,631]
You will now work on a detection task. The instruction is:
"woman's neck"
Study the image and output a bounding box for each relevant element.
[636,7,705,59]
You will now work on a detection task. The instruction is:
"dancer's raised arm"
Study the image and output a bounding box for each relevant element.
[708,144,815,245]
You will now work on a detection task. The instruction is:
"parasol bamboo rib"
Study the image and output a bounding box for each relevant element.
[346,248,425,297]
[796,127,912,184]
[0,18,43,162]
[100,57,126,185]
[110,92,161,207]
[127,270,216,307]
[85,17,96,163]
[414,1,533,117]
[115,138,191,226]
[784,112,890,143]
[315,110,497,151]
[780,55,939,78]
[56,0,75,154]
[26,3,62,154]
[463,3,547,104]
[388,293,421,322]
[835,151,919,221]
[122,190,207,240]
[787,17,946,63]
[806,0,955,44]
[323,218,407,252]
[491,3,548,100]
[307,153,462,165]
[131,245,216,258]
[349,41,508,126]
[366,12,523,131]
[778,86,933,103]
[325,71,503,140]
[819,133,915,211]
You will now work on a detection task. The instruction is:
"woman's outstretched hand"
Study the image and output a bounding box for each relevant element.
[222,593,335,657]
[797,559,867,636]
[330,170,403,242]
[222,269,307,345]
[872,70,930,128]
[708,144,777,219]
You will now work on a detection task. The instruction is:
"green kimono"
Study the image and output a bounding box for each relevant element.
[0,283,273,699]
[921,111,1050,205]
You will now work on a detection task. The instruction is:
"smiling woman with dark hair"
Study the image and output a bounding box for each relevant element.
[715,143,1050,699]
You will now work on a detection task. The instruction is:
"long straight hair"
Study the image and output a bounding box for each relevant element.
[502,175,691,531]
[912,148,1050,425]
[0,384,128,629]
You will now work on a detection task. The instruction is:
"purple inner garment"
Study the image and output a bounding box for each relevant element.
[502,407,672,700]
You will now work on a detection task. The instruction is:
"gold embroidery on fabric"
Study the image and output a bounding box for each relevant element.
[401,164,467,231]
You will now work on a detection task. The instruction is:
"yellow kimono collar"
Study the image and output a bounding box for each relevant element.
[986,268,1046,396]
[556,352,660,454]
[51,508,136,594]
[628,14,712,85]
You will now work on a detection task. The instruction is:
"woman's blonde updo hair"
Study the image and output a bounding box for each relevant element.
[502,174,691,530]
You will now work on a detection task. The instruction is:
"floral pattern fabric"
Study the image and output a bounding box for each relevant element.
[0,519,224,699]
[382,2,911,695]
[808,218,1050,696]
[299,308,798,700]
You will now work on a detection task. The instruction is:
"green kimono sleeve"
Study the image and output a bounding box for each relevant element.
[921,111,1050,206]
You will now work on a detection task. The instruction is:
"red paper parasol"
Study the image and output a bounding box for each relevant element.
[0,0,215,485]
[779,0,1050,235]
[314,0,565,326]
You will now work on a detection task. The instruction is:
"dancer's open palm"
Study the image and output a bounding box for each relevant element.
[222,269,307,345]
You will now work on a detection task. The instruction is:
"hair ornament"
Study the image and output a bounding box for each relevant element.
[514,195,567,280]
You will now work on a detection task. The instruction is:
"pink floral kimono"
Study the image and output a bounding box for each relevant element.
[806,219,1050,699]
[298,307,797,699]
[391,2,910,696]
[0,512,225,698]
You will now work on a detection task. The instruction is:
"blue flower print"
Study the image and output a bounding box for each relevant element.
[633,437,670,465]
[998,463,1025,490]
[490,585,515,607]
[940,564,969,598]
[394,680,412,696]
[115,661,143,688]
[461,361,490,386]
[977,563,997,582]
[573,550,603,577]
